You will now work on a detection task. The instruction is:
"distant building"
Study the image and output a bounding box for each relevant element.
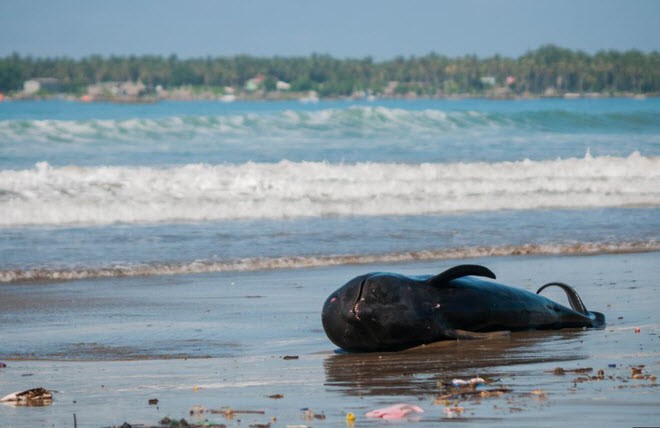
[480,76,496,86]
[23,80,40,95]
[23,78,60,95]
[276,80,291,91]
[86,81,146,98]
[245,74,265,92]
[87,82,118,98]
[383,81,399,96]
[544,87,558,97]
[119,81,146,97]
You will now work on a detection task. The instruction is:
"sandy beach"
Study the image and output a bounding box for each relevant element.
[1,251,658,427]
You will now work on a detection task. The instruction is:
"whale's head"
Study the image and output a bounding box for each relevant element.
[322,272,441,352]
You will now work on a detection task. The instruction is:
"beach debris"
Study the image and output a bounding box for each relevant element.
[189,405,206,416]
[346,412,356,423]
[559,365,658,385]
[435,375,510,403]
[282,355,299,360]
[634,327,641,333]
[438,375,499,389]
[301,408,326,420]
[209,407,266,419]
[550,367,593,375]
[157,417,202,427]
[267,393,284,399]
[573,375,599,383]
[249,424,270,428]
[0,362,6,368]
[0,387,53,406]
[478,388,510,398]
[434,387,512,402]
[149,398,159,405]
[529,389,549,400]
[158,416,228,427]
[365,403,424,420]
[442,406,464,418]
[451,377,486,387]
[630,366,656,381]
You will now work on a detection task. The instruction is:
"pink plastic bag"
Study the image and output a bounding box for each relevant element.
[365,403,424,420]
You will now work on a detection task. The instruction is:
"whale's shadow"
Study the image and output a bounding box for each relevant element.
[323,329,589,397]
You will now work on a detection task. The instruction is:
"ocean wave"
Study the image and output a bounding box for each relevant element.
[2,107,658,143]
[0,153,658,226]
[1,240,657,283]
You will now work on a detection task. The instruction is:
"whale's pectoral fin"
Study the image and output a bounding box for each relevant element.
[536,282,589,314]
[446,329,511,340]
[427,264,496,287]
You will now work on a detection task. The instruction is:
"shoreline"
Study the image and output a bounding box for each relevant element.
[2,90,657,104]
[2,244,659,285]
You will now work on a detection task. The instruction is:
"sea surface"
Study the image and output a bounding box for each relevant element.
[1,97,659,283]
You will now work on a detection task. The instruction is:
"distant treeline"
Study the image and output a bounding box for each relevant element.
[1,45,658,96]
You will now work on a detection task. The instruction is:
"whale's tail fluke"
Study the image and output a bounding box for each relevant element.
[536,281,605,327]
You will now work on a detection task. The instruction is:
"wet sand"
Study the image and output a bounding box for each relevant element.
[1,252,658,427]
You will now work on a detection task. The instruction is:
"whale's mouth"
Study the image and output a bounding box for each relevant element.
[351,277,368,320]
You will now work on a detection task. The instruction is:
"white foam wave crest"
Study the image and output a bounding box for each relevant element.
[0,153,658,227]
[1,240,657,283]
[2,107,658,150]
[0,108,516,142]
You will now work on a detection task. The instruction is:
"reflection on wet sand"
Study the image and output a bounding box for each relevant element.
[324,329,588,397]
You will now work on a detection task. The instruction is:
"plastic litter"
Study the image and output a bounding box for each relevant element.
[452,377,486,387]
[443,406,464,418]
[365,403,424,419]
[0,387,53,406]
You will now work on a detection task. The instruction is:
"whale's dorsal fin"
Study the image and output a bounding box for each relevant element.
[536,282,589,315]
[427,264,496,286]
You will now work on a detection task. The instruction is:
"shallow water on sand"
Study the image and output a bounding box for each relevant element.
[1,252,658,427]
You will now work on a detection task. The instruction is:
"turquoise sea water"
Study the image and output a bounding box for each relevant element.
[0,98,659,282]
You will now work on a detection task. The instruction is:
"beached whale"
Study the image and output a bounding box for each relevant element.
[321,264,605,352]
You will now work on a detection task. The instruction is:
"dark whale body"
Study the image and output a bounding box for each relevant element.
[322,264,605,352]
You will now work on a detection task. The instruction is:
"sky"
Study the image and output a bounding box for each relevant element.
[1,0,659,60]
